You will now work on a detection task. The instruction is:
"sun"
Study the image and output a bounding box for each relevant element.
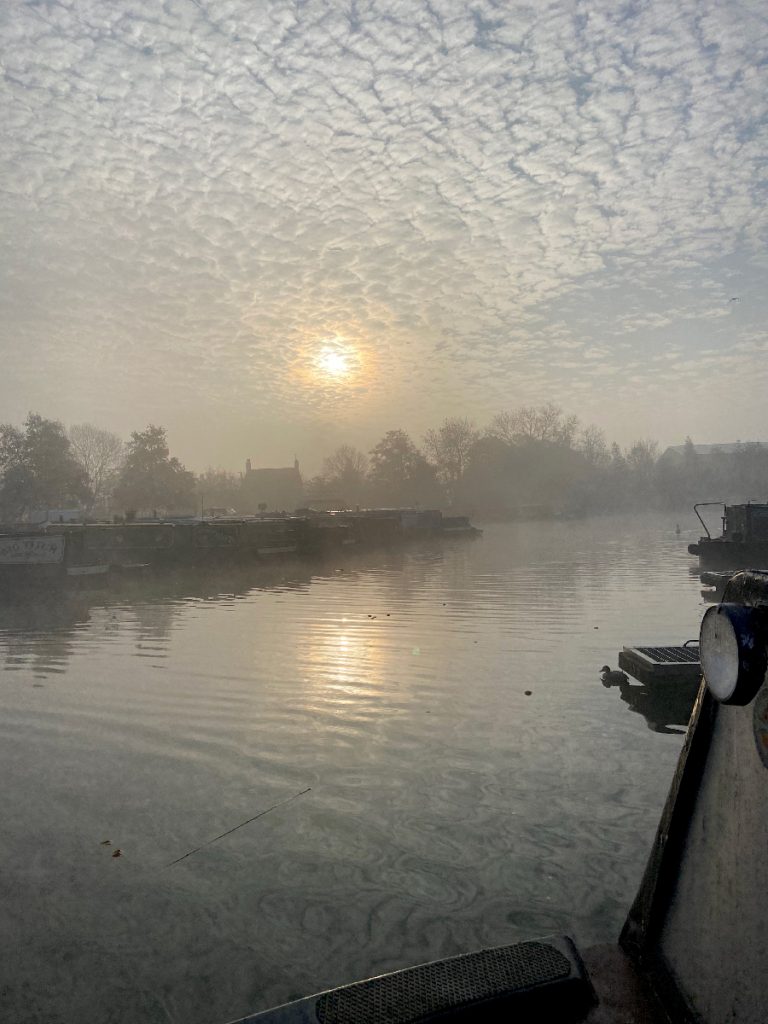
[313,341,361,383]
[316,346,351,379]
[301,336,367,391]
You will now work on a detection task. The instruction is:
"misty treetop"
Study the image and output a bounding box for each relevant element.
[0,414,90,519]
[423,418,479,499]
[0,417,196,519]
[68,423,125,512]
[1,407,767,522]
[308,432,442,509]
[487,404,581,448]
[368,431,442,508]
[310,410,767,514]
[113,426,196,514]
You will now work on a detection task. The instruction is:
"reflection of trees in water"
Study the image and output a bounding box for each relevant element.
[615,678,699,734]
[0,561,320,675]
[310,544,448,607]
[0,594,91,677]
[129,600,178,654]
[439,515,691,620]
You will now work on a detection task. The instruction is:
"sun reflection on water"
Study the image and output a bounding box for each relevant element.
[299,615,386,706]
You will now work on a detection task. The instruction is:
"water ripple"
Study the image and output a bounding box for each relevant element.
[0,515,700,1024]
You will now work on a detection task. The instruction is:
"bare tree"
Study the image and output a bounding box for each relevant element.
[423,417,479,498]
[322,444,368,481]
[578,424,609,466]
[626,439,659,479]
[488,404,579,446]
[485,410,518,445]
[69,423,125,511]
[195,468,241,512]
[320,445,369,505]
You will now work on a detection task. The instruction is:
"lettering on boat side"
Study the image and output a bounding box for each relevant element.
[0,536,65,564]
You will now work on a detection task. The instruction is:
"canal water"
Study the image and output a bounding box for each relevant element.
[0,515,705,1024]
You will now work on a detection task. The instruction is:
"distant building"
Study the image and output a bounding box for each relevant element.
[241,458,303,513]
[27,508,83,525]
[659,442,767,463]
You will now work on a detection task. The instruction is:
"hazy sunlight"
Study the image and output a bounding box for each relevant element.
[314,342,358,383]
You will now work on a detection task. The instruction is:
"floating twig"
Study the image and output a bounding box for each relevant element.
[164,788,311,869]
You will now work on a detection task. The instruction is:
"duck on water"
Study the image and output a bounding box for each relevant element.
[600,665,629,687]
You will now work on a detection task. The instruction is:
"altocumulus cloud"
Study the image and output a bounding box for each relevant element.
[0,0,767,465]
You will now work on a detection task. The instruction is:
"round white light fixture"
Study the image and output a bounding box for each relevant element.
[699,603,767,706]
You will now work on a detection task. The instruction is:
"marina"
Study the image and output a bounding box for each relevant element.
[1,0,764,1017]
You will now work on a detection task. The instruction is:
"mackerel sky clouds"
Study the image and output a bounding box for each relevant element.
[1,0,767,470]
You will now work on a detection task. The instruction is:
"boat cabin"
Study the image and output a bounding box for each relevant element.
[723,502,768,541]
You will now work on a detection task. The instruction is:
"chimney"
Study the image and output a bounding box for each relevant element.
[246,458,252,473]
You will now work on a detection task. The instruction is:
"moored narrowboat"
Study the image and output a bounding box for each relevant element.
[688,501,768,570]
[441,515,483,537]
[0,531,69,586]
[0,509,482,589]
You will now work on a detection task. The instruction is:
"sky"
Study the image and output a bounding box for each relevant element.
[1,0,767,475]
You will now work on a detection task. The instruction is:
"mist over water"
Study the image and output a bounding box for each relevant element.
[0,516,703,1024]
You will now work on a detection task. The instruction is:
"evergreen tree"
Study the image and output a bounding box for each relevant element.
[113,425,195,513]
[368,430,442,506]
[0,413,90,519]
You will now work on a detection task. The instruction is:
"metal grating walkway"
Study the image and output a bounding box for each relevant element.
[633,646,700,664]
[316,942,570,1024]
[238,936,596,1023]
[619,644,701,685]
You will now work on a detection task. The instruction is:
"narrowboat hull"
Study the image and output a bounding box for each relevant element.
[689,502,768,571]
[0,509,482,588]
[688,537,768,571]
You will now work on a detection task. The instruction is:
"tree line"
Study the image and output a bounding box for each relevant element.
[1,408,767,522]
[311,414,768,515]
[0,417,194,520]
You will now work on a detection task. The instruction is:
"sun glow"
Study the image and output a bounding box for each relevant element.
[316,346,351,379]
[312,339,362,384]
[297,334,371,397]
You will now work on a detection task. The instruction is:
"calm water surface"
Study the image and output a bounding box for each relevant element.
[0,516,706,1024]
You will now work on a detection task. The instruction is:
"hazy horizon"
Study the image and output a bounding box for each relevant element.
[2,0,767,476]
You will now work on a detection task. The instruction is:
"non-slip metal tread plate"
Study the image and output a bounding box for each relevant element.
[633,646,700,665]
[314,941,571,1024]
